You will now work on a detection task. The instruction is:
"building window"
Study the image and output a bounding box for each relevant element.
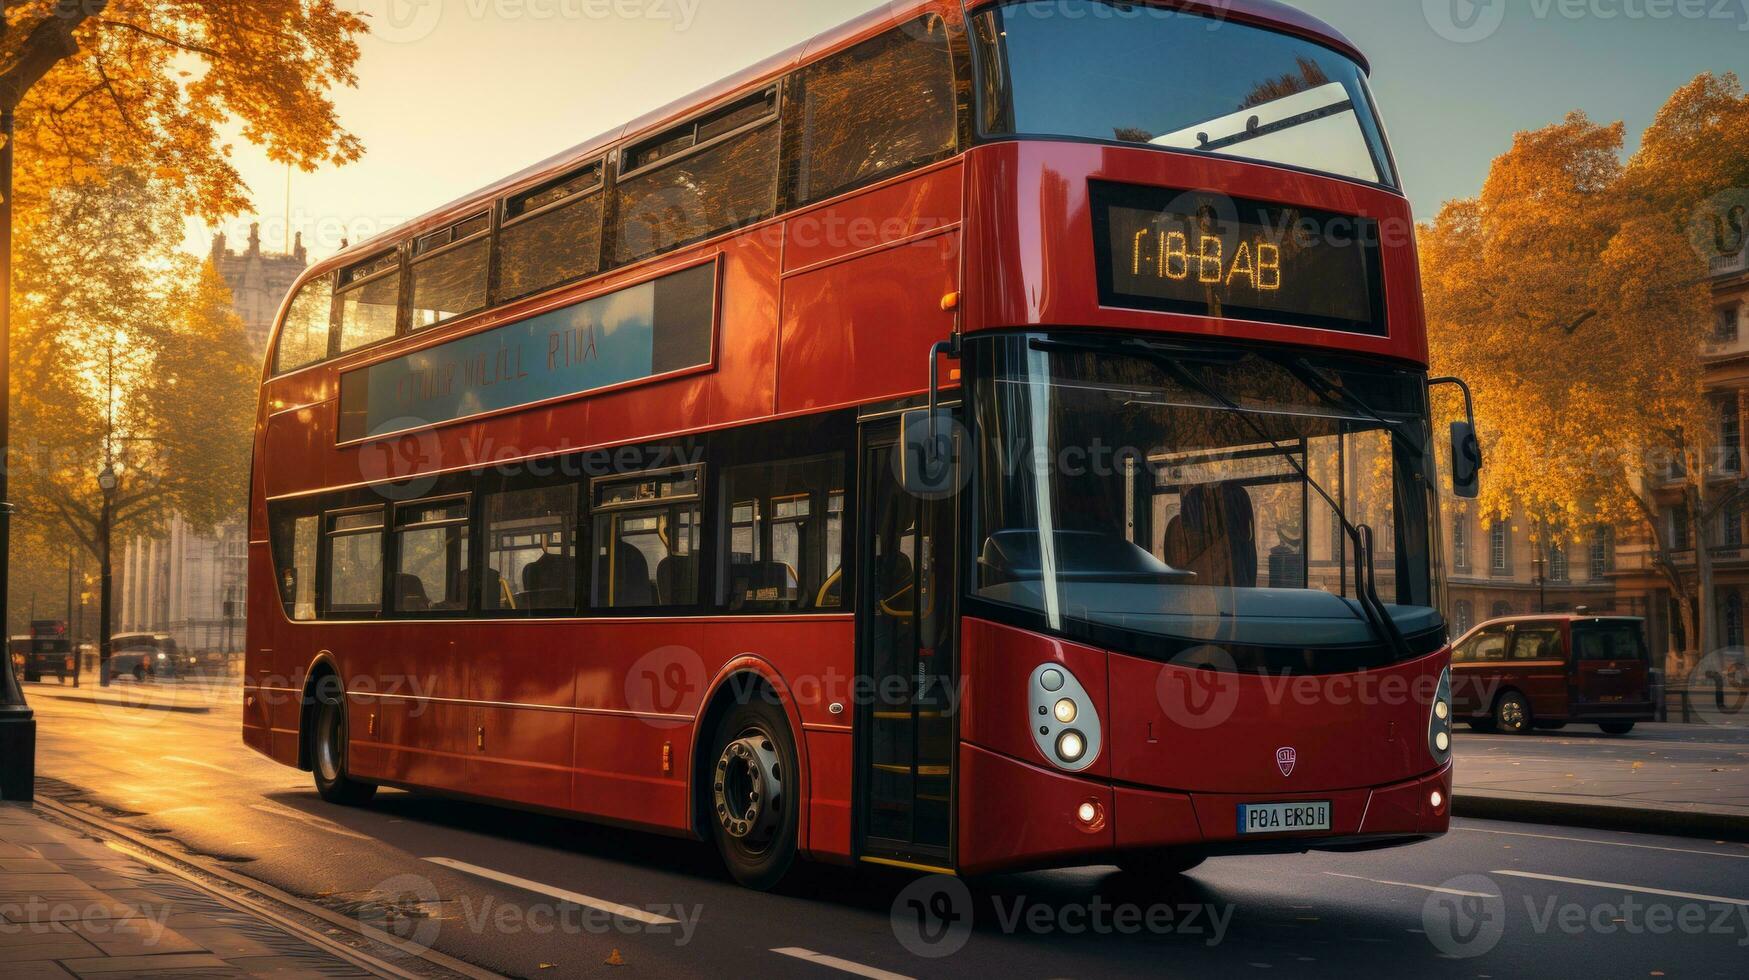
[1589,526,1614,579]
[1717,305,1740,343]
[1728,592,1745,649]
[1452,599,1473,636]
[1490,522,1508,573]
[482,485,577,613]
[1671,504,1691,551]
[1547,540,1569,582]
[591,466,703,609]
[789,16,958,208]
[393,497,471,613]
[1491,600,1513,620]
[1721,397,1742,474]
[719,454,847,613]
[325,508,385,616]
[1452,515,1469,570]
[1726,503,1745,549]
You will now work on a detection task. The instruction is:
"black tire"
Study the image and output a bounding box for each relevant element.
[705,696,799,890]
[23,671,39,683]
[310,676,377,806]
[1117,849,1208,878]
[1467,717,1497,733]
[132,664,146,683]
[1599,721,1636,736]
[1494,691,1533,735]
[1534,721,1567,731]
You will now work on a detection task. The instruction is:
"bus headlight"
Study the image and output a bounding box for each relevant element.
[1031,664,1101,773]
[1429,667,1454,765]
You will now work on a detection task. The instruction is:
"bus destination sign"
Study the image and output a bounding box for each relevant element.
[1090,181,1386,336]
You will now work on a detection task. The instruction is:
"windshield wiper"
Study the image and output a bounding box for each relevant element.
[1273,355,1424,459]
[1029,337,1414,661]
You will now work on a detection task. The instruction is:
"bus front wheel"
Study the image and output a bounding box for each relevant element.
[311,679,378,807]
[706,698,799,891]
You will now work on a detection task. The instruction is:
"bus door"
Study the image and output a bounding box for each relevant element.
[856,420,959,869]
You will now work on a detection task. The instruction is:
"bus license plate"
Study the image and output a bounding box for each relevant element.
[1238,801,1331,835]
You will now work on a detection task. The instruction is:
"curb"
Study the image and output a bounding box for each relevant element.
[1453,792,1749,843]
[26,693,213,713]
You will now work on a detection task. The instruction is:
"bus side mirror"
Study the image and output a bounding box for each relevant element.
[1451,421,1483,500]
[900,408,956,497]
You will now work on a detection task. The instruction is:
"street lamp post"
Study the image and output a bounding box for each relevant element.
[1532,553,1548,614]
[97,464,117,687]
[0,106,34,802]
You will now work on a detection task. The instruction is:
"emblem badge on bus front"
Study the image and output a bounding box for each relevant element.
[1277,747,1298,778]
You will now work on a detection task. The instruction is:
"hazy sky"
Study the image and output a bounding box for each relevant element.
[190,0,1749,261]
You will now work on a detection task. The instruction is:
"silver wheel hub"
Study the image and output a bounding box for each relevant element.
[714,730,783,844]
[1502,699,1525,728]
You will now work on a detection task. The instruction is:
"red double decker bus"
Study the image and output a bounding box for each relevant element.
[246,0,1468,888]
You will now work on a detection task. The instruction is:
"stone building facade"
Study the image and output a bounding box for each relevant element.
[116,226,306,651]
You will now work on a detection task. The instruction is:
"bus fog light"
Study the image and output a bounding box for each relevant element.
[1435,731,1450,752]
[1054,698,1078,724]
[1077,802,1097,824]
[1057,730,1086,763]
[1430,790,1444,809]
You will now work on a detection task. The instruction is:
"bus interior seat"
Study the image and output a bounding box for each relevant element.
[1163,482,1259,589]
[656,554,696,606]
[727,560,799,609]
[612,541,654,606]
[522,550,573,603]
[395,573,431,612]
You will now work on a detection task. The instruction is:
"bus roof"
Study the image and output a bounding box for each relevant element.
[298,0,1368,286]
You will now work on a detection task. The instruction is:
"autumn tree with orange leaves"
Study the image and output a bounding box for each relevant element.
[1423,73,1749,667]
[0,2,372,637]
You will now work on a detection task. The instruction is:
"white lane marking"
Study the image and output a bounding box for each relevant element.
[1456,825,1749,859]
[423,857,677,925]
[248,802,375,842]
[1492,870,1749,906]
[163,755,234,774]
[771,947,914,980]
[1321,872,1495,898]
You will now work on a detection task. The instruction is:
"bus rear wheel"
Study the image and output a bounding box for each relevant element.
[311,679,377,806]
[706,697,799,891]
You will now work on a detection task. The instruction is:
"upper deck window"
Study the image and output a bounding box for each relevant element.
[790,16,958,208]
[336,250,402,353]
[971,0,1398,188]
[410,213,490,329]
[274,274,334,374]
[613,88,781,265]
[499,161,605,302]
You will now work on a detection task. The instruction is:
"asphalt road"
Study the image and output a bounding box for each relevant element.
[18,681,1749,979]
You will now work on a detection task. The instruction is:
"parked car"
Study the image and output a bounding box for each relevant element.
[12,622,78,684]
[1450,615,1655,735]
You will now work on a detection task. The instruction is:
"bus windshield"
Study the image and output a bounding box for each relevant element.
[972,0,1398,187]
[970,334,1442,673]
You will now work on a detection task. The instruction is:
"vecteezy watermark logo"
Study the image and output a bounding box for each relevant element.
[1155,646,1242,730]
[891,875,973,959]
[1424,0,1508,42]
[624,645,706,729]
[1422,875,1508,959]
[357,419,443,501]
[364,0,444,44]
[1685,647,1749,728]
[1687,187,1749,265]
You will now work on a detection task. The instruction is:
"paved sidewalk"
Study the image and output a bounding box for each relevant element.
[0,802,375,979]
[20,678,240,715]
[1452,723,1749,839]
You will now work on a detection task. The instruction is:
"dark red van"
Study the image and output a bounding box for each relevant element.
[1450,615,1654,735]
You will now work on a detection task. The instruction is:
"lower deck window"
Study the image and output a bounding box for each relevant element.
[484,485,578,613]
[327,509,385,615]
[720,455,846,612]
[395,498,471,613]
[592,467,702,609]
